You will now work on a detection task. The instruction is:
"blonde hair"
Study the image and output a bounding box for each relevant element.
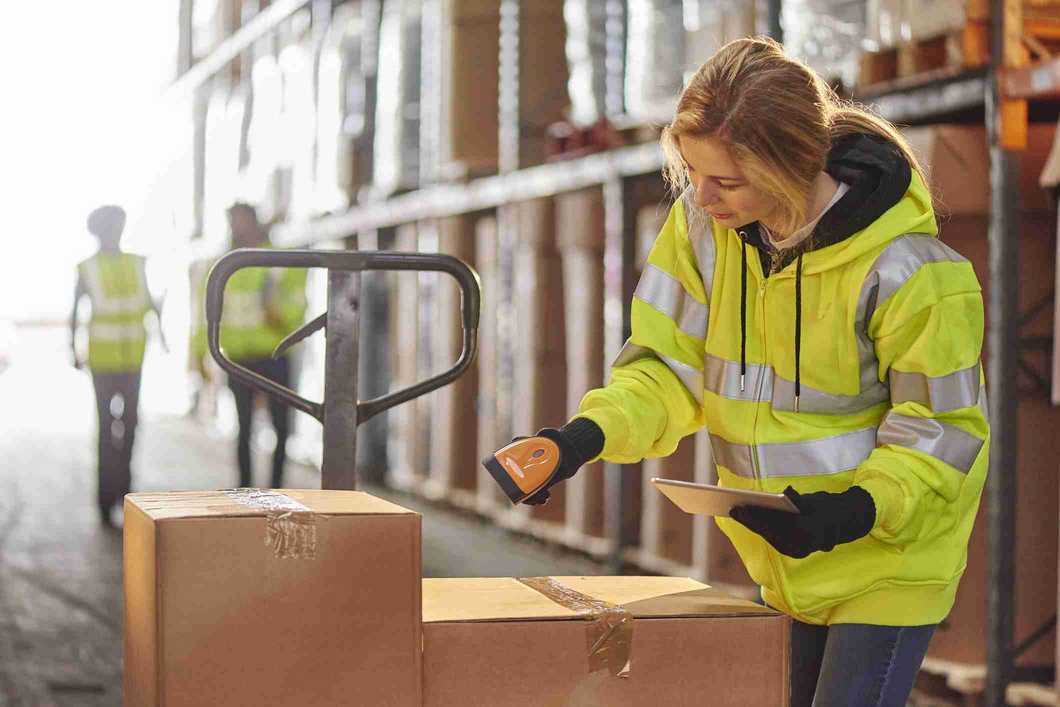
[662,37,926,235]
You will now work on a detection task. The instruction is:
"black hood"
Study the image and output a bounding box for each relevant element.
[744,132,913,275]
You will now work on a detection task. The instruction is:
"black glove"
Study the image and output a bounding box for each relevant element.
[522,418,604,505]
[729,486,876,559]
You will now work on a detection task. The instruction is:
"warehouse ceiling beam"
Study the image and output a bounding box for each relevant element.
[167,0,312,100]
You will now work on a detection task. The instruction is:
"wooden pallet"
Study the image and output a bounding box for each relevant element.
[911,659,987,707]
[858,15,1060,92]
[859,25,989,90]
[1006,682,1058,706]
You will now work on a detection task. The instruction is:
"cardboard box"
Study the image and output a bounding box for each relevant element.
[422,576,790,706]
[124,490,422,707]
[901,123,1057,215]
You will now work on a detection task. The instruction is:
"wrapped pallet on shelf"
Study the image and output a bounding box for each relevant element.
[515,0,569,169]
[373,0,423,195]
[421,0,501,182]
[625,0,686,124]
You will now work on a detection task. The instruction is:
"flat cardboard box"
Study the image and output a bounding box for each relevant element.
[124,490,422,707]
[422,576,790,706]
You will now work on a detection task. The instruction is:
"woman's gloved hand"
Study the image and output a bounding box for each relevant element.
[729,486,876,558]
[521,418,604,505]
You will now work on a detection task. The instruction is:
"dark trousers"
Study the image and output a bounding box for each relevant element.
[91,370,142,513]
[227,356,291,488]
[790,618,936,707]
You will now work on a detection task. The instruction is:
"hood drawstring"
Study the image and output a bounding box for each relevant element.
[736,230,804,412]
[795,252,804,413]
[739,233,747,392]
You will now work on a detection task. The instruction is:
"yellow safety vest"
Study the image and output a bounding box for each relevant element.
[192,242,308,362]
[79,253,151,373]
[576,169,990,627]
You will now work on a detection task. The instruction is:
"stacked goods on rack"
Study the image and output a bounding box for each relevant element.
[903,123,1059,703]
[858,0,1060,91]
[388,223,432,490]
[373,0,423,195]
[556,188,609,547]
[428,214,480,503]
[421,0,501,182]
[512,197,570,524]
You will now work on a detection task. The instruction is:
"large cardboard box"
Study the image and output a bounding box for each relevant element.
[124,490,422,707]
[901,123,1057,215]
[422,576,790,706]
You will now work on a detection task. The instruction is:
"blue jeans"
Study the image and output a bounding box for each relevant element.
[790,620,936,707]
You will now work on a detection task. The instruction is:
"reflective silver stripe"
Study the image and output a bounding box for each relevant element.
[701,352,889,413]
[658,353,704,404]
[678,299,709,340]
[877,412,984,474]
[612,339,653,368]
[94,296,149,316]
[633,264,709,340]
[890,364,981,413]
[772,373,890,414]
[849,233,964,416]
[612,339,704,405]
[222,291,266,329]
[709,433,755,478]
[89,322,146,341]
[683,193,716,304]
[857,234,967,333]
[709,426,878,479]
[704,353,771,402]
[82,257,149,315]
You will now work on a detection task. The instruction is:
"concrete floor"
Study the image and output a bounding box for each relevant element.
[0,328,604,706]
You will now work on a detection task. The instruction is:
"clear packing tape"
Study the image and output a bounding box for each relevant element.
[517,577,634,678]
[224,489,318,560]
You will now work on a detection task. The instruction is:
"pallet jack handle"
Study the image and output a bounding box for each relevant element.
[205,248,480,489]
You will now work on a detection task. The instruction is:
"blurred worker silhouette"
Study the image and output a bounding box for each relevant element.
[70,205,164,527]
[194,203,307,488]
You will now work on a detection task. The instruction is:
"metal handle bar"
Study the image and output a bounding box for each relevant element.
[205,248,480,424]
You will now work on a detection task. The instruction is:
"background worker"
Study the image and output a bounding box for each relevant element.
[70,205,164,527]
[194,202,307,489]
[493,37,990,707]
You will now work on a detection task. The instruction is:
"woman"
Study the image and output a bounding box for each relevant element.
[498,38,989,706]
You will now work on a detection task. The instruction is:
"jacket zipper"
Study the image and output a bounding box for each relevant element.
[749,274,769,486]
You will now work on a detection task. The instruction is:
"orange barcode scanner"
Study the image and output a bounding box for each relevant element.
[483,436,563,504]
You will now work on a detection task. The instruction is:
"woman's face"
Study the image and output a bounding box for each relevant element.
[677,135,777,229]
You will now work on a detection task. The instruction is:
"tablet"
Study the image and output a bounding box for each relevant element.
[651,478,800,517]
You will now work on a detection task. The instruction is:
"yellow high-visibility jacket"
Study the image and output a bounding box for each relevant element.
[576,149,989,626]
[79,252,152,373]
[191,241,308,363]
